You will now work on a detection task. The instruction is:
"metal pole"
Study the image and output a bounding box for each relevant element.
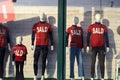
[57,0,66,80]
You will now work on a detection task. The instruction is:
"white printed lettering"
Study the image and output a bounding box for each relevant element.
[71,30,81,35]
[92,28,104,34]
[37,26,48,32]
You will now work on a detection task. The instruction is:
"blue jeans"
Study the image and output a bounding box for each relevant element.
[70,46,84,78]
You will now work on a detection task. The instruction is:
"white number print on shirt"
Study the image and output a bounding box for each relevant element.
[14,50,24,56]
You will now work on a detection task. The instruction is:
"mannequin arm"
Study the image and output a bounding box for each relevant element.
[31,31,35,50]
[104,32,109,47]
[81,33,84,48]
[66,32,69,47]
[12,54,15,61]
[66,47,70,54]
[49,31,54,51]
[31,45,34,50]
[86,32,91,53]
[49,31,53,45]
[12,54,15,65]
[104,32,109,52]
[31,31,35,46]
[8,43,11,51]
[81,32,85,52]
[6,31,11,51]
[6,31,10,43]
[87,32,91,46]
[24,55,27,61]
[24,55,27,65]
[66,33,69,54]
[51,45,54,51]
[86,46,91,53]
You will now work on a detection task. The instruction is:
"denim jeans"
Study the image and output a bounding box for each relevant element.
[70,46,84,78]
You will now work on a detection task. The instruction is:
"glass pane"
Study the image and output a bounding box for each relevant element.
[66,0,120,79]
[1,0,58,79]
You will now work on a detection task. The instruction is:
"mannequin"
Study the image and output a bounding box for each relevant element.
[0,23,11,80]
[12,36,27,80]
[31,12,54,80]
[31,12,54,51]
[86,13,109,80]
[66,17,84,80]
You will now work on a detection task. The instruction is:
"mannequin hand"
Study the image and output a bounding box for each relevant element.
[31,45,34,50]
[51,45,54,51]
[12,61,15,65]
[114,54,118,59]
[82,48,84,52]
[8,43,11,51]
[86,46,90,53]
[24,61,26,65]
[66,47,69,54]
[106,47,109,52]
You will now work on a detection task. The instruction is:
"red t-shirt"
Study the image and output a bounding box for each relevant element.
[12,45,27,62]
[88,23,108,47]
[32,22,52,46]
[66,26,83,48]
[0,25,9,47]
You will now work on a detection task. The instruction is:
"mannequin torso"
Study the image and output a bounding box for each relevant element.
[31,12,54,51]
[86,13,109,52]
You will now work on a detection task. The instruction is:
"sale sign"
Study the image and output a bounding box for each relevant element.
[0,0,15,22]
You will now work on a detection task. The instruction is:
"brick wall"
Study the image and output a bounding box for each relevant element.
[3,0,120,79]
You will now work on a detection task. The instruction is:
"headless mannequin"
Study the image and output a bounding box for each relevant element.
[66,17,79,54]
[87,14,109,80]
[66,17,84,80]
[12,36,27,80]
[12,36,26,65]
[66,17,84,52]
[31,12,54,51]
[86,13,109,53]
[32,12,54,80]
[0,23,11,80]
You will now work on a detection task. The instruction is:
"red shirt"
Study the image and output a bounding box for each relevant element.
[32,22,52,46]
[66,26,83,48]
[88,23,108,47]
[12,45,27,62]
[0,25,9,47]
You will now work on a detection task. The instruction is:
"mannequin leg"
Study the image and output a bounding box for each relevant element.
[70,46,76,78]
[76,48,84,80]
[98,49,105,79]
[15,61,20,80]
[91,48,97,78]
[0,48,5,79]
[76,48,84,77]
[19,62,24,80]
[34,47,41,76]
[8,52,14,77]
[41,46,48,80]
